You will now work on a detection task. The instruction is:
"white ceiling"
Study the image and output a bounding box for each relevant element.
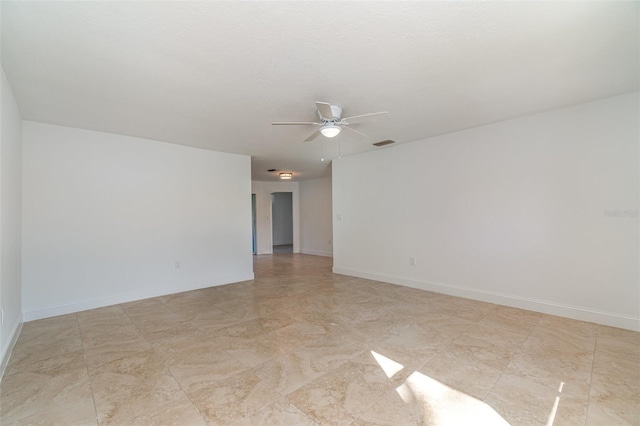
[2,1,638,181]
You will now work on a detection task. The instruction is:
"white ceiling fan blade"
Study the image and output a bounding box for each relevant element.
[315,102,335,120]
[342,111,388,124]
[304,130,322,142]
[344,126,368,138]
[272,121,318,126]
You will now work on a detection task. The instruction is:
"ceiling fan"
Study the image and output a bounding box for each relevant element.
[272,101,387,142]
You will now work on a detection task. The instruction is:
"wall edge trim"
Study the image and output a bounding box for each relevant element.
[22,273,255,322]
[0,314,24,381]
[332,266,640,331]
[300,249,333,257]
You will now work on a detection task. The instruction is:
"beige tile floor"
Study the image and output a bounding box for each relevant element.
[1,254,638,425]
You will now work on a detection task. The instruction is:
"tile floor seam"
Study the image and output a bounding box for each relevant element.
[171,306,295,421]
[3,254,638,425]
[117,302,211,426]
[350,383,404,426]
[154,362,210,426]
[584,325,601,426]
[228,393,286,425]
[284,397,321,426]
[170,307,245,367]
[74,312,100,426]
[478,304,498,323]
[480,313,541,404]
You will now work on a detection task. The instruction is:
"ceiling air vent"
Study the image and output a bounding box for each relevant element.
[372,139,396,147]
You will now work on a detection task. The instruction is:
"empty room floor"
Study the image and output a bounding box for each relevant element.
[1,254,638,425]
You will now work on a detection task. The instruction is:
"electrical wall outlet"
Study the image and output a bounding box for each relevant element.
[409,257,416,266]
[175,261,181,270]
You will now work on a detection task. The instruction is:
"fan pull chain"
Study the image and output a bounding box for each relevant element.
[338,140,342,159]
[321,140,325,162]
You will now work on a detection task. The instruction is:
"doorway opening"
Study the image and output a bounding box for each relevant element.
[251,194,257,255]
[271,192,293,253]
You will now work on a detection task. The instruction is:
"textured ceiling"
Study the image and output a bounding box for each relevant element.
[2,1,638,181]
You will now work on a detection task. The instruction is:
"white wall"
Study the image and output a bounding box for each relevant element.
[272,192,293,245]
[22,122,254,320]
[333,92,639,330]
[300,177,333,257]
[251,181,299,255]
[0,68,23,374]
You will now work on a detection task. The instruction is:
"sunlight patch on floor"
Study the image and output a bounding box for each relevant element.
[370,350,405,379]
[397,371,511,426]
[546,382,565,426]
[369,349,511,425]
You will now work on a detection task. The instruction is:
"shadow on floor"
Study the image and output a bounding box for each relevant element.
[273,244,293,253]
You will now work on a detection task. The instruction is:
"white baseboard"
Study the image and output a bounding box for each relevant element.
[333,266,640,332]
[1,314,23,381]
[22,272,255,322]
[300,248,333,257]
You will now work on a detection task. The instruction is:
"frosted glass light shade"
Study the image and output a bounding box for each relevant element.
[320,125,341,138]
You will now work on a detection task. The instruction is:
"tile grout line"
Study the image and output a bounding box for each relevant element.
[584,325,600,426]
[131,286,317,424]
[119,302,211,425]
[7,255,637,425]
[75,312,100,426]
[347,304,491,424]
[481,311,543,404]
